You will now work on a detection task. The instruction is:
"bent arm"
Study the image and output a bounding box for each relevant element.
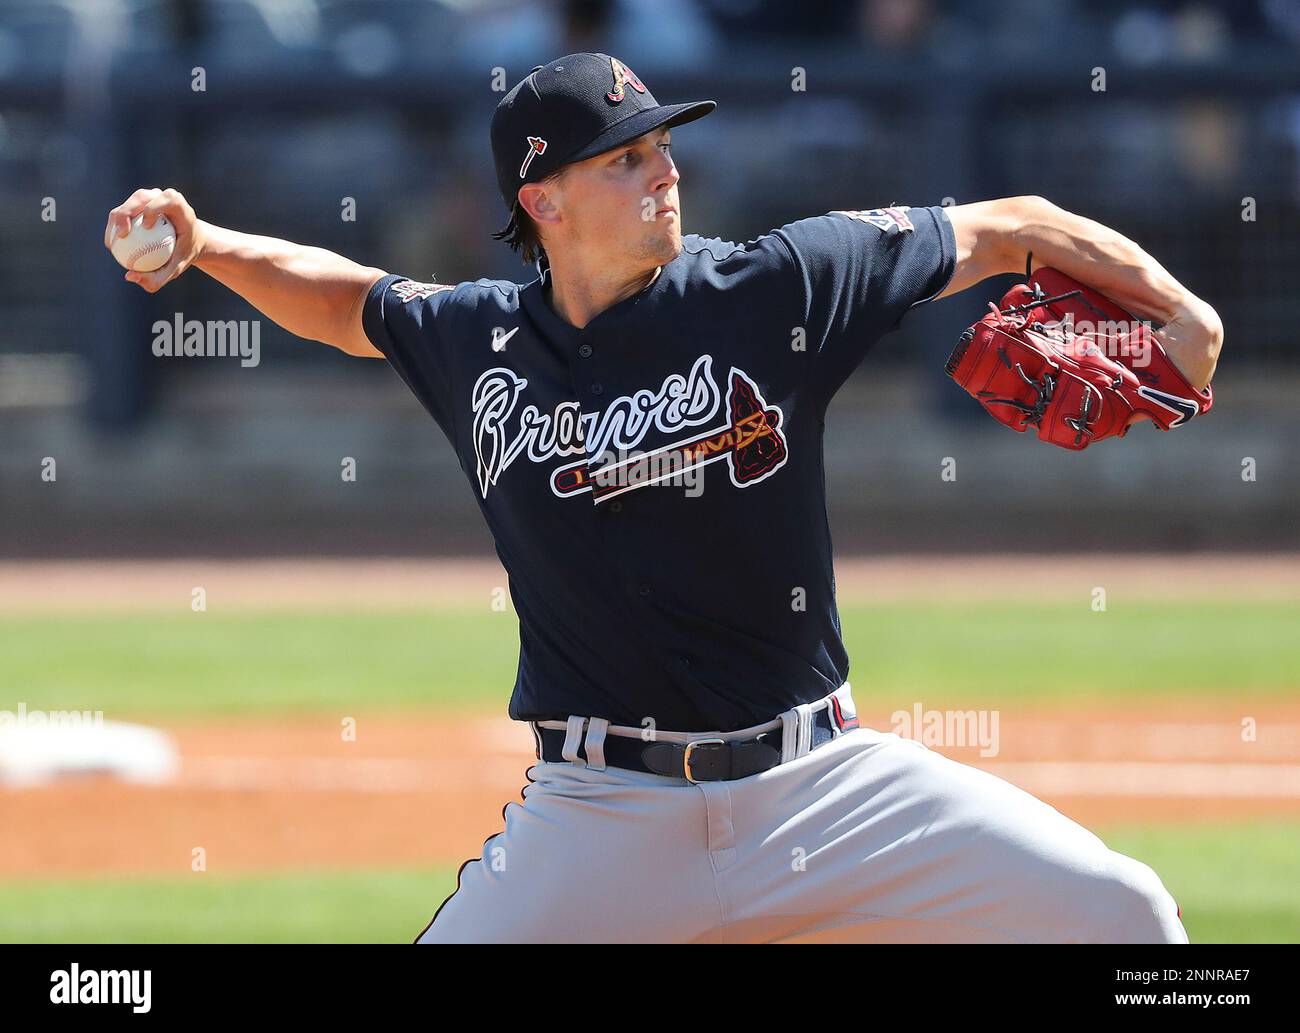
[939,196,1223,390]
[194,222,387,358]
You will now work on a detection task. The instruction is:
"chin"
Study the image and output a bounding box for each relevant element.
[626,225,682,270]
[654,230,684,264]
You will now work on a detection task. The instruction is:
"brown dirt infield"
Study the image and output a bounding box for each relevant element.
[3,702,1297,879]
[4,553,1300,612]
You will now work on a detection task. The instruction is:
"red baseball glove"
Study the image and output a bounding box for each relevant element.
[945,267,1214,450]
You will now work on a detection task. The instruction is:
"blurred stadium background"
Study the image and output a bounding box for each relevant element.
[0,0,1297,943]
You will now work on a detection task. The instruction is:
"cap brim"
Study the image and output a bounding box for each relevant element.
[566,100,716,165]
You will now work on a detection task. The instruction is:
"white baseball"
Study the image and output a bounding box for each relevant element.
[111,214,176,273]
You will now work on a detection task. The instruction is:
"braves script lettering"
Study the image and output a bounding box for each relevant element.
[473,355,777,499]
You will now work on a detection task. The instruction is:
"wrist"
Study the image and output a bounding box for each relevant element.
[192,220,219,267]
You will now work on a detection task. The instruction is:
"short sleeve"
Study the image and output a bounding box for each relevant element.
[774,204,955,397]
[363,274,459,439]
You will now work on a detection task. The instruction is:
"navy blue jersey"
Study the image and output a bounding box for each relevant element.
[363,204,956,731]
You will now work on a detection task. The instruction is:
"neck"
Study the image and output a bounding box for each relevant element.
[544,256,661,330]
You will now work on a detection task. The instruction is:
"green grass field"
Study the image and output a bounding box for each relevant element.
[2,600,1298,715]
[0,869,456,944]
[2,599,1297,943]
[1101,822,1300,944]
[2,820,1294,942]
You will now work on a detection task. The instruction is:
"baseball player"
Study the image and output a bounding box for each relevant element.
[105,53,1222,943]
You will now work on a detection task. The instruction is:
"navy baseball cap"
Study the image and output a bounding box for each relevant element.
[490,53,716,211]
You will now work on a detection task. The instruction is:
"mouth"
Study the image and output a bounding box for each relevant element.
[655,206,677,219]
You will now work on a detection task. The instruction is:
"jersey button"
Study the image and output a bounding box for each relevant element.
[577,343,593,358]
[590,383,604,395]
[637,584,651,597]
[610,501,623,513]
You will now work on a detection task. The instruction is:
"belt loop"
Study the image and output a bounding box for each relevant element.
[561,715,587,766]
[795,702,814,757]
[584,717,609,771]
[530,721,543,759]
[830,682,859,735]
[779,708,799,763]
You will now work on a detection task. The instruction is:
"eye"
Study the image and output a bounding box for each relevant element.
[659,141,672,153]
[616,150,636,165]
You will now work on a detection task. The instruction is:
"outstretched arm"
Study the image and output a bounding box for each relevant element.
[104,187,387,358]
[939,196,1223,390]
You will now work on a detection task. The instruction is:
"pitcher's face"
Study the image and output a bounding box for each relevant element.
[548,127,683,271]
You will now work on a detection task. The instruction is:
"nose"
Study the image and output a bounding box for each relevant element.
[652,150,679,194]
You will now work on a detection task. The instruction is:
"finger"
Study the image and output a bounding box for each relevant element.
[106,211,141,247]
[123,257,168,291]
[107,214,135,247]
[106,189,163,243]
[104,209,131,248]
[123,270,165,293]
[131,266,164,291]
[139,195,180,230]
[135,257,182,293]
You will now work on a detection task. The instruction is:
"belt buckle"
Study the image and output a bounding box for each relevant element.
[682,738,727,783]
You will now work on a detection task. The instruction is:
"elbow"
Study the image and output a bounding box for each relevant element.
[1201,306,1225,386]
[1174,298,1224,390]
[1193,298,1225,365]
[1205,304,1225,354]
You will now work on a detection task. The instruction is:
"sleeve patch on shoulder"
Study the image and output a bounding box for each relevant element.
[830,207,914,235]
[390,280,455,302]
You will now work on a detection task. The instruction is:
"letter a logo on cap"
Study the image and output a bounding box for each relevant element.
[519,136,547,179]
[606,57,646,104]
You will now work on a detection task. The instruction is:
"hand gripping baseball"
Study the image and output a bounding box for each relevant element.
[945,267,1214,450]
[104,187,205,293]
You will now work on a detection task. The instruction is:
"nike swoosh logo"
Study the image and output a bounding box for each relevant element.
[491,327,519,352]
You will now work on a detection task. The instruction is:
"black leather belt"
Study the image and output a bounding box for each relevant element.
[536,705,842,782]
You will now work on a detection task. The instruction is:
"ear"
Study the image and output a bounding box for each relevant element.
[518,181,561,226]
